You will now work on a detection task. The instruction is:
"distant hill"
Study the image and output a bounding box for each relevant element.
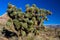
[0,13,10,25]
[45,24,60,28]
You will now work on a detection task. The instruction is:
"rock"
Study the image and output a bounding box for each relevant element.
[0,13,10,25]
[0,37,8,40]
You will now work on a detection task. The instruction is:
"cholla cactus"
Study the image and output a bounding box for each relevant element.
[3,3,51,40]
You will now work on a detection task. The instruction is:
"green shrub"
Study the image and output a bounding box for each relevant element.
[2,3,51,40]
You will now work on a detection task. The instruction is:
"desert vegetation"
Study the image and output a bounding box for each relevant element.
[0,3,60,40]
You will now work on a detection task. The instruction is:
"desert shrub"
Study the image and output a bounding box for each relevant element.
[2,3,51,40]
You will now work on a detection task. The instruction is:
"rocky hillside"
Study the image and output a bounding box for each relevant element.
[0,13,10,25]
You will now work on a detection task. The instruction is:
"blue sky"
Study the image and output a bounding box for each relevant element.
[0,0,60,24]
